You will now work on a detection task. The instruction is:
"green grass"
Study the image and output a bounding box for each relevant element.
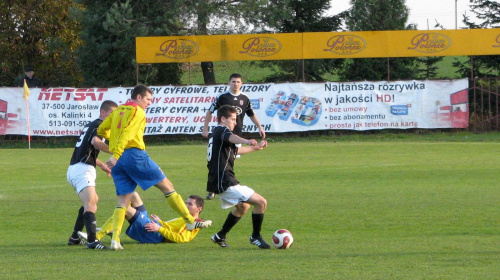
[432,56,469,79]
[0,138,499,279]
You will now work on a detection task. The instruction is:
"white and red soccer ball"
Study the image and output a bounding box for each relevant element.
[272,229,293,249]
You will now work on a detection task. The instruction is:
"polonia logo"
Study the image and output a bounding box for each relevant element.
[156,39,199,59]
[408,33,451,53]
[493,33,500,48]
[323,35,367,55]
[239,37,282,57]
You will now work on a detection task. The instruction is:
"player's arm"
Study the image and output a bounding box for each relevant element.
[237,140,268,155]
[97,114,112,139]
[249,115,266,139]
[201,110,213,138]
[228,134,257,146]
[91,136,111,154]
[96,158,111,177]
[145,217,197,243]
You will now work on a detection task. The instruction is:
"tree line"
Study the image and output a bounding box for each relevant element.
[0,0,498,88]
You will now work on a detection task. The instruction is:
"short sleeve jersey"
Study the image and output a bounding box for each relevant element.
[206,125,239,194]
[208,91,254,136]
[69,118,103,167]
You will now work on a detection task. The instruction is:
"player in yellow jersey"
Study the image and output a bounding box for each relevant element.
[80,192,207,244]
[97,84,211,250]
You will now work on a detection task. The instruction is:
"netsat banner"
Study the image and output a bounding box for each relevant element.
[0,79,468,137]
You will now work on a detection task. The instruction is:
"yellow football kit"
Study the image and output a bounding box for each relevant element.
[98,102,146,160]
[158,218,200,243]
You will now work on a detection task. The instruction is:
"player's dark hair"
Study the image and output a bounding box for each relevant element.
[217,105,236,123]
[229,73,242,81]
[100,100,118,112]
[131,84,152,100]
[189,195,204,211]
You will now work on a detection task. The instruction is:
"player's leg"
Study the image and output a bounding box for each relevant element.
[128,150,195,224]
[222,202,250,236]
[129,191,143,208]
[67,164,95,246]
[245,192,270,249]
[96,215,113,241]
[68,206,85,245]
[211,203,249,248]
[125,209,164,244]
[211,185,254,248]
[130,150,210,230]
[108,150,141,249]
[155,177,204,228]
[109,193,133,250]
[78,186,98,243]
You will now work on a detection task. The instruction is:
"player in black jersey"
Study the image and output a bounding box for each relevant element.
[66,100,117,250]
[202,73,266,200]
[207,105,271,249]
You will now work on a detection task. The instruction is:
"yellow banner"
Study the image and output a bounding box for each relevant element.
[136,29,500,63]
[304,29,500,58]
[136,33,302,63]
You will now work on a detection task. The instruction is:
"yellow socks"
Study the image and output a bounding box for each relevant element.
[96,215,114,241]
[165,191,195,223]
[111,206,126,242]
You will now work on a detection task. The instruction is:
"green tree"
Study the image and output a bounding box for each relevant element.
[74,0,183,87]
[0,0,82,87]
[338,0,418,81]
[454,0,500,78]
[416,57,441,79]
[179,0,268,84]
[261,0,343,82]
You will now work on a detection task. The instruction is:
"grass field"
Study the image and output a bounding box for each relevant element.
[0,136,499,279]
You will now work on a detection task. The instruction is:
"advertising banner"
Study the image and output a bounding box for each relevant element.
[136,33,303,63]
[137,29,500,63]
[305,29,500,59]
[0,79,468,137]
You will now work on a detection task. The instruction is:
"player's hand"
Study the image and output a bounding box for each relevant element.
[247,139,257,146]
[99,164,112,178]
[106,157,117,169]
[257,140,268,150]
[259,128,266,139]
[99,163,111,178]
[201,130,209,138]
[151,214,161,222]
[145,222,160,232]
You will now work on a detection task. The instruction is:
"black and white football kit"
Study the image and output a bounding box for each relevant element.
[69,118,104,167]
[208,91,255,136]
[206,125,239,194]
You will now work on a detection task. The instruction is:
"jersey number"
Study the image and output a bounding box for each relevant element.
[117,112,125,129]
[75,127,88,148]
[207,138,213,161]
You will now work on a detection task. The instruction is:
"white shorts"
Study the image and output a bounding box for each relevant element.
[67,163,96,194]
[219,184,255,209]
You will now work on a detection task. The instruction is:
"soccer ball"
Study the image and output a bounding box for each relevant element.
[272,229,293,249]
